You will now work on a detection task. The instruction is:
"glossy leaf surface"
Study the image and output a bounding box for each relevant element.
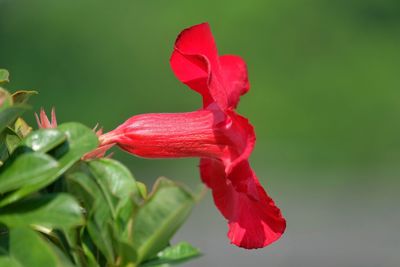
[132,178,195,262]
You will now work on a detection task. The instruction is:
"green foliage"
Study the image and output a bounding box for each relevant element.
[0,70,201,267]
[0,105,29,134]
[0,227,76,267]
[21,129,67,153]
[141,242,201,267]
[0,152,60,207]
[12,90,38,105]
[0,70,9,84]
[132,178,196,263]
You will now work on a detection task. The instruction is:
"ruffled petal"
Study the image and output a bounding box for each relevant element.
[171,23,250,110]
[219,110,255,173]
[170,23,219,107]
[220,55,250,109]
[170,50,213,107]
[170,23,256,109]
[200,158,286,249]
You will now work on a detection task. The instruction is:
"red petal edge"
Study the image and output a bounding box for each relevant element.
[170,23,218,107]
[200,158,286,249]
[220,55,250,109]
[170,23,250,110]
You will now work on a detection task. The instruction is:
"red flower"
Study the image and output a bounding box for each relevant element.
[99,23,286,249]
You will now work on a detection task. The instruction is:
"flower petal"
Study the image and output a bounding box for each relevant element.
[200,158,286,249]
[220,110,255,173]
[171,23,250,110]
[171,23,234,109]
[170,49,213,107]
[220,55,250,109]
[170,23,221,107]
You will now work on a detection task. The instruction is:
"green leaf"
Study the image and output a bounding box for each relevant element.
[67,171,116,263]
[118,241,138,267]
[0,123,98,207]
[87,159,142,262]
[0,153,60,207]
[13,118,32,138]
[0,105,29,133]
[67,159,141,265]
[66,171,99,211]
[0,70,9,84]
[141,242,201,267]
[5,128,21,154]
[55,122,98,174]
[87,159,140,218]
[0,253,22,267]
[0,193,83,230]
[81,241,100,267]
[7,227,75,267]
[0,152,59,195]
[21,128,67,153]
[154,242,201,264]
[0,133,9,165]
[0,88,12,110]
[132,178,195,263]
[11,90,38,105]
[137,182,148,199]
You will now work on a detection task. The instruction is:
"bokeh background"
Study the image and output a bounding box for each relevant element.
[1,0,399,266]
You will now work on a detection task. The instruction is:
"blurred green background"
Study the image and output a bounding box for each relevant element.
[1,0,399,266]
